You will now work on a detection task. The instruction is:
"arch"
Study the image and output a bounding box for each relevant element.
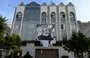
[16,12,22,21]
[51,12,56,24]
[60,12,65,21]
[41,12,46,24]
[70,12,75,21]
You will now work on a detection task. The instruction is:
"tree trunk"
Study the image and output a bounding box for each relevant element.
[0,50,2,58]
[78,53,83,58]
[5,49,9,58]
[81,52,83,58]
[76,53,83,58]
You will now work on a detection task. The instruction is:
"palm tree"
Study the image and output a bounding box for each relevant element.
[0,15,7,37]
[0,15,7,58]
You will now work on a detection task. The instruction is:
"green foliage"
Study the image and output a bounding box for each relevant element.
[0,15,7,36]
[0,15,7,49]
[11,34,21,49]
[0,15,21,58]
[4,34,21,49]
[62,32,90,58]
[0,37,5,49]
[3,34,21,58]
[0,33,21,50]
[4,34,11,49]
[0,15,21,50]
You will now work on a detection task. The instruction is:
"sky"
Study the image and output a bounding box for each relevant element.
[0,0,90,26]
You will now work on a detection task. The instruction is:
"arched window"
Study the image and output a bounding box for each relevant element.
[51,12,56,24]
[41,12,46,24]
[16,12,22,21]
[60,12,65,21]
[70,12,75,21]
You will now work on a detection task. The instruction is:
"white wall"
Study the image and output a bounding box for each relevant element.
[11,5,25,35]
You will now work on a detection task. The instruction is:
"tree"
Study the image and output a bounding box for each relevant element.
[10,34,21,58]
[0,15,7,58]
[4,33,21,58]
[0,15,7,48]
[0,15,22,57]
[0,15,7,37]
[11,33,21,49]
[62,32,90,58]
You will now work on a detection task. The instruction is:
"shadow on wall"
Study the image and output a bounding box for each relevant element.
[22,51,33,58]
[61,55,69,58]
[7,51,33,58]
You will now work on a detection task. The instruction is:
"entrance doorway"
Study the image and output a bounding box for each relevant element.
[35,49,59,58]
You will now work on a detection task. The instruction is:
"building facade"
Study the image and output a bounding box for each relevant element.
[78,21,90,37]
[11,2,79,58]
[11,2,78,41]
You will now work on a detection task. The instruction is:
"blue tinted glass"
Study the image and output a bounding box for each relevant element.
[24,2,40,21]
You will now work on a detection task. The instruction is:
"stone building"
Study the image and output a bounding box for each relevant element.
[78,21,90,37]
[11,2,78,58]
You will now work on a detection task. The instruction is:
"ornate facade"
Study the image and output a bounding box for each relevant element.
[11,2,78,41]
[11,2,79,58]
